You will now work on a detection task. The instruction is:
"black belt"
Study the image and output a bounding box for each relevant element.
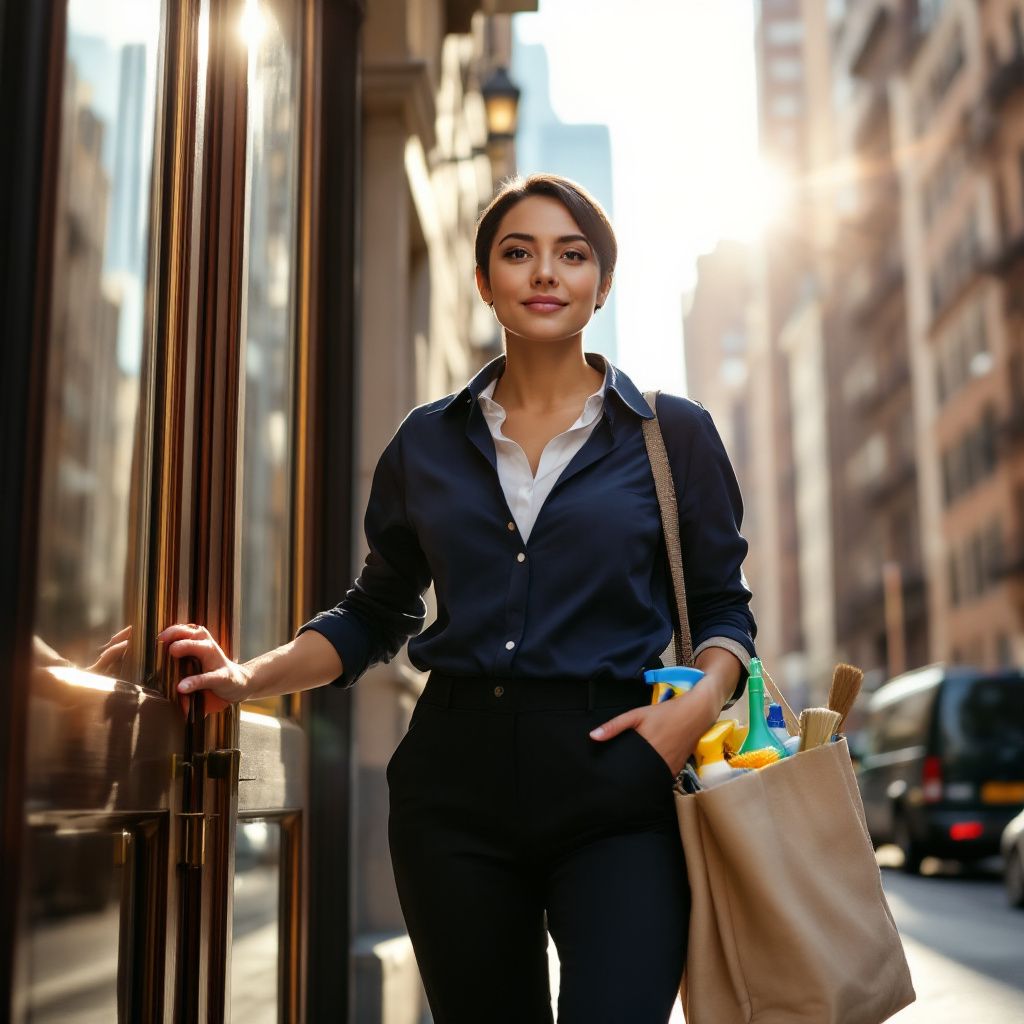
[421,672,651,712]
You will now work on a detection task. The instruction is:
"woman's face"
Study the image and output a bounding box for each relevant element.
[476,194,612,345]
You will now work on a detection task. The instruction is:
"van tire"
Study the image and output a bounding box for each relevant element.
[1006,846,1024,909]
[894,810,923,875]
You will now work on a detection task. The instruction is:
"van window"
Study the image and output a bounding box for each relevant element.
[940,675,1024,762]
[872,688,935,754]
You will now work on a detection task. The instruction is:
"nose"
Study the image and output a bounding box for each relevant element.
[533,251,557,285]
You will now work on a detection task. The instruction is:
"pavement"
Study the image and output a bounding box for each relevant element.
[544,847,1024,1023]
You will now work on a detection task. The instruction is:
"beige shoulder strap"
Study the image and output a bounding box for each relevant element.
[640,390,799,732]
[641,390,692,668]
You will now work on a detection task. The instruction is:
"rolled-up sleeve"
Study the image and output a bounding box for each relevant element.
[295,426,432,688]
[671,403,757,704]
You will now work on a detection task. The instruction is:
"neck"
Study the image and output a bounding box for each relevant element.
[492,341,605,415]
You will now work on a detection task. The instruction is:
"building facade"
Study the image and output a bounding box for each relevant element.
[893,0,1024,668]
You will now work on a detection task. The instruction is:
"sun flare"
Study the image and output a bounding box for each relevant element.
[715,156,796,244]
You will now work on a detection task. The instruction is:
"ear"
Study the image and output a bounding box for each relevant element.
[596,271,613,310]
[475,265,493,306]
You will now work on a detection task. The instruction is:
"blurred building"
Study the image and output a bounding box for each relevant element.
[892,0,1024,669]
[741,0,819,704]
[825,0,927,687]
[687,0,1024,707]
[510,29,618,362]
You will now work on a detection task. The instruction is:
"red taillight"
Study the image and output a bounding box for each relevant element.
[949,821,984,841]
[922,756,943,804]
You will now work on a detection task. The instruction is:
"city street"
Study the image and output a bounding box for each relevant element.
[879,849,1024,1023]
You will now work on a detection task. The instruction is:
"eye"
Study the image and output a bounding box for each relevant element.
[503,246,529,259]
[563,249,587,262]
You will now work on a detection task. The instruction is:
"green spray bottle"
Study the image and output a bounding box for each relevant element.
[738,658,789,757]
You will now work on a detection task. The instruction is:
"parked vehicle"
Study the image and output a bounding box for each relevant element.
[1000,809,1024,908]
[857,665,1024,873]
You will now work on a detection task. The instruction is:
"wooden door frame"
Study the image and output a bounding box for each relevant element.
[299,0,364,1019]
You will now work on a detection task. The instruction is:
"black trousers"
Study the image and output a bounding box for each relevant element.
[387,672,690,1024]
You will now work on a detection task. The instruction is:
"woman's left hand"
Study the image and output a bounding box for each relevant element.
[589,669,737,777]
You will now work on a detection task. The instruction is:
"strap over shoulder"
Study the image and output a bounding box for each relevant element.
[641,389,692,668]
[640,389,799,731]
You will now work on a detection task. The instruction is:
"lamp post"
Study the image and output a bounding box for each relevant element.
[481,65,521,144]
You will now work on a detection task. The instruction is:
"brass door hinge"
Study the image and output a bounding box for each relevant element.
[178,812,206,867]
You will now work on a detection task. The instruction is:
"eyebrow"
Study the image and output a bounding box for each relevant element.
[497,232,592,247]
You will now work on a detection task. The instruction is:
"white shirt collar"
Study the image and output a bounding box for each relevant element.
[478,371,607,432]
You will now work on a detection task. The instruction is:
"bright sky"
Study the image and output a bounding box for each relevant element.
[514,0,763,395]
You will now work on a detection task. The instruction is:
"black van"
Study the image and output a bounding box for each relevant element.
[857,665,1024,873]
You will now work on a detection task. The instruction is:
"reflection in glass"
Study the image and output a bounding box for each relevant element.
[230,818,281,1022]
[237,0,301,715]
[26,825,135,1022]
[33,0,161,679]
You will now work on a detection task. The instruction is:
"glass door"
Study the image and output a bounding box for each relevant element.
[16,0,316,1019]
[20,1,177,1019]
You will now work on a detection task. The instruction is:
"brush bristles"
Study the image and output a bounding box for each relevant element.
[827,663,864,733]
[798,707,842,752]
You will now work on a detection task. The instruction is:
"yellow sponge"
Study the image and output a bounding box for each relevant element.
[727,748,781,770]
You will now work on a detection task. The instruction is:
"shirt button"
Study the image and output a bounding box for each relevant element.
[516,552,526,563]
[507,521,516,531]
[505,640,516,650]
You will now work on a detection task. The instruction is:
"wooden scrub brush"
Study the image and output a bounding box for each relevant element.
[798,708,842,752]
[826,663,863,734]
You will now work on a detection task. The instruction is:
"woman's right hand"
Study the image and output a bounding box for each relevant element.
[157,622,250,717]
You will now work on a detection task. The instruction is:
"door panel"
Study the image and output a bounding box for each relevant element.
[229,2,307,1018]
[35,0,163,700]
[17,0,317,1019]
[23,814,168,1022]
[20,1,176,1020]
[236,0,303,719]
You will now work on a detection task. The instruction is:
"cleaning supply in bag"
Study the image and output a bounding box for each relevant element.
[643,665,705,704]
[694,720,748,786]
[767,702,791,748]
[798,707,843,752]
[826,662,864,733]
[738,658,789,759]
[728,747,782,770]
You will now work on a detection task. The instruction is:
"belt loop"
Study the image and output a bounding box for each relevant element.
[587,678,596,711]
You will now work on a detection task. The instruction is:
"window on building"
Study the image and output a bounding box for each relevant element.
[769,57,802,81]
[981,404,998,475]
[1018,147,1024,217]
[971,531,987,597]
[997,632,1012,666]
[770,92,803,118]
[765,20,804,45]
[986,518,1005,581]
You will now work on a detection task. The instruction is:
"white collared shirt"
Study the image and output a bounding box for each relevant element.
[478,372,607,543]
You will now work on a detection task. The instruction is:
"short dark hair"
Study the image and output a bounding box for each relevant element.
[474,173,617,286]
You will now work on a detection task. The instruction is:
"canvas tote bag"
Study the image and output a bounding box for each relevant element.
[641,390,916,1024]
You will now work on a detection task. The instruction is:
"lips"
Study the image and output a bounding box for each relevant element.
[523,297,568,312]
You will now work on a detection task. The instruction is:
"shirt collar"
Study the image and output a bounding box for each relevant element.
[429,351,654,422]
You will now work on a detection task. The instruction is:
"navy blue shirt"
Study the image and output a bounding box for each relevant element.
[296,352,757,701]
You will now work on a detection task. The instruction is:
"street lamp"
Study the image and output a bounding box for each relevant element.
[481,65,521,143]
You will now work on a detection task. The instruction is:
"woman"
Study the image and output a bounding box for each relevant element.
[159,173,757,1023]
